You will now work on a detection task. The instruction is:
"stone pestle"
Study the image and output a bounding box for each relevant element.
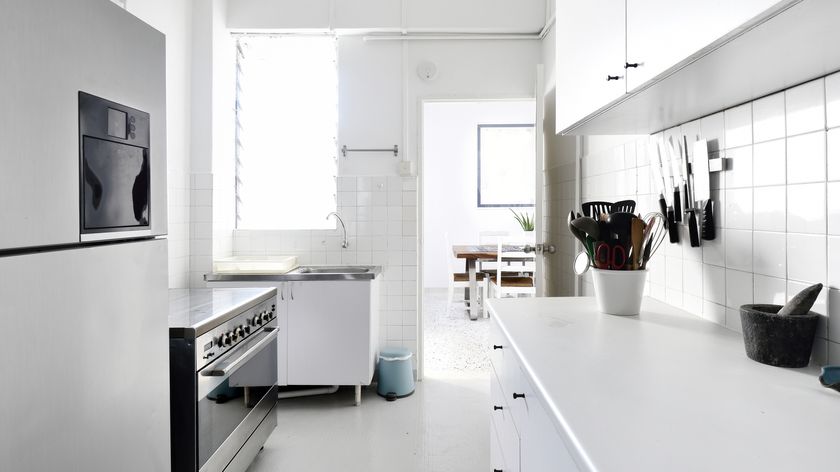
[777,283,823,316]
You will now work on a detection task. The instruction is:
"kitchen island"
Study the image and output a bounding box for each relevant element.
[487,296,839,472]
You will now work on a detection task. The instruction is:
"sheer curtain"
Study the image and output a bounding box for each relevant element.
[235,35,338,230]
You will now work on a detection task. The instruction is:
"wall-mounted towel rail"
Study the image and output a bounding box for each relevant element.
[341,144,399,157]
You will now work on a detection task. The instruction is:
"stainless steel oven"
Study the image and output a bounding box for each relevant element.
[169,288,279,472]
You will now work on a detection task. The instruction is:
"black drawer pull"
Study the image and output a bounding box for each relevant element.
[493,345,503,350]
[624,62,641,69]
[494,469,503,472]
[606,75,622,81]
[493,405,503,411]
[512,393,525,399]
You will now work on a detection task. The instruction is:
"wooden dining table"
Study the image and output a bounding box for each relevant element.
[452,244,531,320]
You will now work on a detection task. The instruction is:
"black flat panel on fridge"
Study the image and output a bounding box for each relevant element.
[79,92,151,234]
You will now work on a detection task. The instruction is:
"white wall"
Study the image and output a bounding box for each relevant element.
[123,0,194,288]
[208,4,544,359]
[422,100,535,288]
[579,74,840,366]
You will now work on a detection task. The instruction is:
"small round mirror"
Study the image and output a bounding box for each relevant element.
[573,251,591,275]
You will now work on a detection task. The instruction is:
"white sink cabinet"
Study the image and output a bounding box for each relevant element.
[206,274,380,405]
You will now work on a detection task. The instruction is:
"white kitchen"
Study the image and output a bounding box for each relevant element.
[2,1,840,471]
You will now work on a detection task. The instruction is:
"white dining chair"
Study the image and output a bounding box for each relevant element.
[478,230,509,273]
[488,236,535,300]
[444,232,486,314]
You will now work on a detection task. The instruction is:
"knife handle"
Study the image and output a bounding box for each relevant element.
[688,211,700,247]
[658,194,669,228]
[673,188,682,222]
[702,200,716,241]
[667,208,680,243]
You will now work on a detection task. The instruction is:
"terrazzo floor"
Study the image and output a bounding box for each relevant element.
[422,288,490,377]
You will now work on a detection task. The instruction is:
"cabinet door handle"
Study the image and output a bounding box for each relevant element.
[492,345,503,350]
[624,62,641,69]
[280,287,285,301]
[494,469,503,472]
[493,405,503,411]
[512,393,525,400]
[290,284,294,301]
[606,74,624,81]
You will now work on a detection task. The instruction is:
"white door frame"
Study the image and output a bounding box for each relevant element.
[416,93,538,382]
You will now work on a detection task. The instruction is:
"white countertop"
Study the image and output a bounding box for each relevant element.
[488,296,839,472]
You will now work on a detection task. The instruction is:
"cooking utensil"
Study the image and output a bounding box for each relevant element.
[594,241,627,270]
[573,251,591,275]
[667,208,680,243]
[682,135,694,209]
[639,212,666,269]
[606,212,635,243]
[630,217,645,269]
[571,216,601,241]
[567,211,587,245]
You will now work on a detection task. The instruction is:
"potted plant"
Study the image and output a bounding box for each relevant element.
[510,208,534,231]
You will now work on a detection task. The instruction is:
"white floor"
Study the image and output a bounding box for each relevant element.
[246,289,490,472]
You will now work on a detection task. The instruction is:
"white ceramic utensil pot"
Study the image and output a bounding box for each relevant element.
[591,269,647,315]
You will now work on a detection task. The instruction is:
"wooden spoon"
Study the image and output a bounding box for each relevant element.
[630,217,646,270]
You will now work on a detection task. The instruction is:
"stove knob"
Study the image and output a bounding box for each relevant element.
[262,313,270,323]
[230,330,239,342]
[215,336,224,347]
[222,334,232,346]
[243,325,251,335]
[252,314,260,326]
[235,326,245,338]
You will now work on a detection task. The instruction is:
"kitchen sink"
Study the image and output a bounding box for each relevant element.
[295,266,370,274]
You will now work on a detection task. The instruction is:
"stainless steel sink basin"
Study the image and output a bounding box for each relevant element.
[295,266,370,274]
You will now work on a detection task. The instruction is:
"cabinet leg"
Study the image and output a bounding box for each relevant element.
[354,384,362,406]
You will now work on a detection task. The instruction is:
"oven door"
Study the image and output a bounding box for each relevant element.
[197,326,278,472]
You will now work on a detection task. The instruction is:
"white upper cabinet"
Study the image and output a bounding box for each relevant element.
[555,0,626,133]
[625,0,782,89]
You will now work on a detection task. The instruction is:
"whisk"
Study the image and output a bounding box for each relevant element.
[639,212,666,269]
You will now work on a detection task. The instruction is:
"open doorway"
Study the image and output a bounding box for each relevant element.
[420,99,536,378]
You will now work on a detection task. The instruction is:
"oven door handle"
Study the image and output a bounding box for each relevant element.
[200,327,278,377]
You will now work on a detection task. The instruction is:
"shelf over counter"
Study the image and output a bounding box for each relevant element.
[561,0,840,135]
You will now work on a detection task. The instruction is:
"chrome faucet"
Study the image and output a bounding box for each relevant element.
[326,212,349,248]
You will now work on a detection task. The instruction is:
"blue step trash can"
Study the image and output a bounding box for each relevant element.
[376,347,415,401]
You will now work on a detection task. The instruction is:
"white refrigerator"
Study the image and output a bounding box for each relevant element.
[0,0,171,470]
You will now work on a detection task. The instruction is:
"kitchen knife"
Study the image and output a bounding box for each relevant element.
[682,135,694,209]
[702,199,716,241]
[688,211,700,247]
[667,208,680,243]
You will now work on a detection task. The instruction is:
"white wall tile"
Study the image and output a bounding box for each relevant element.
[829,288,840,342]
[787,233,826,283]
[703,301,726,325]
[725,308,743,333]
[703,264,726,305]
[684,259,703,297]
[700,112,726,153]
[725,229,752,272]
[724,188,752,230]
[753,231,786,278]
[825,71,840,129]
[725,103,752,148]
[752,92,786,143]
[752,139,786,187]
[724,145,752,189]
[726,269,754,309]
[787,131,826,184]
[787,183,826,234]
[753,186,786,232]
[786,78,825,136]
[703,229,726,266]
[827,129,840,181]
[829,183,840,235]
[754,274,787,305]
[829,237,840,289]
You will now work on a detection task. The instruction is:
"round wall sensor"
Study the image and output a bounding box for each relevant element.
[416,61,438,81]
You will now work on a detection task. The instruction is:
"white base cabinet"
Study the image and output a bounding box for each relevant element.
[490,317,577,472]
[206,277,379,389]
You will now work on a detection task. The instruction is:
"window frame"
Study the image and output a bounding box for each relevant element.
[476,123,536,208]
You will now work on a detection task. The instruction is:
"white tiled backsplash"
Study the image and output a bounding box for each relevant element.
[231,176,419,357]
[581,71,840,365]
